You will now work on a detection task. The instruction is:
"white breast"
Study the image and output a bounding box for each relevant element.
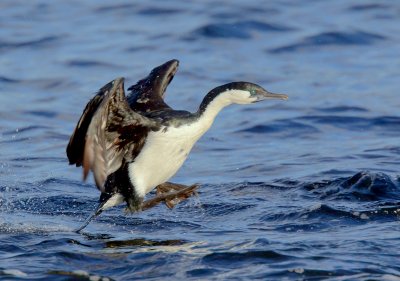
[128,120,210,198]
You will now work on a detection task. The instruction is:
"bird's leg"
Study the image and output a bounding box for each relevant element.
[156,182,195,194]
[142,182,199,210]
[157,182,199,209]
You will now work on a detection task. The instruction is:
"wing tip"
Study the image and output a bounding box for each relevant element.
[82,136,93,181]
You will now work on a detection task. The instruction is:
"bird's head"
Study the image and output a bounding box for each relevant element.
[222,82,288,105]
[199,82,288,113]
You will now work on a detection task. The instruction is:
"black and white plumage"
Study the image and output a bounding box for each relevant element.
[67,59,288,232]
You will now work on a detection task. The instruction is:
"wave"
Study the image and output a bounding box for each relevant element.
[202,250,290,265]
[188,20,293,40]
[302,171,400,202]
[348,4,390,11]
[238,114,400,138]
[237,119,320,137]
[269,31,385,53]
[65,60,117,68]
[0,36,60,51]
[1,171,399,236]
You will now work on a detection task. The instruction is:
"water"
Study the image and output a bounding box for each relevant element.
[1,0,400,280]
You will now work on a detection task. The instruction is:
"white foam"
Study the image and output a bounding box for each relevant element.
[3,269,28,277]
[71,270,111,281]
[382,274,400,281]
[73,270,89,277]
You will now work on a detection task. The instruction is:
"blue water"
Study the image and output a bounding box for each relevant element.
[1,1,400,280]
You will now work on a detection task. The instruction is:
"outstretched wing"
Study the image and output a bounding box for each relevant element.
[69,78,160,192]
[127,59,179,112]
[67,80,114,167]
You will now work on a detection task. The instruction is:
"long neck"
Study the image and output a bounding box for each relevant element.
[196,89,233,125]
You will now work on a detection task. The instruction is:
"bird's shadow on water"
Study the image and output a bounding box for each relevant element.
[104,238,186,248]
[77,231,186,248]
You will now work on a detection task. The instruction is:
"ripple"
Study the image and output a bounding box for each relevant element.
[193,23,251,39]
[138,7,182,16]
[229,181,289,192]
[37,177,88,187]
[1,269,28,278]
[373,116,400,128]
[95,3,136,12]
[108,216,202,231]
[305,204,363,220]
[260,203,362,226]
[298,115,400,133]
[0,36,60,51]
[202,250,289,265]
[314,106,369,113]
[303,171,400,202]
[0,221,71,234]
[0,76,21,84]
[201,202,255,216]
[349,4,390,11]
[7,194,88,216]
[231,20,293,32]
[269,31,385,53]
[0,243,25,254]
[186,268,221,278]
[286,268,361,280]
[105,238,185,248]
[238,120,319,137]
[95,4,181,16]
[2,125,50,136]
[66,60,118,68]
[210,7,279,20]
[189,20,292,39]
[341,171,400,200]
[23,110,58,118]
[48,270,113,281]
[365,146,400,154]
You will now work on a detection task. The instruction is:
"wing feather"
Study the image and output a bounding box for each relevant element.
[127,59,178,112]
[66,82,112,166]
[82,77,160,192]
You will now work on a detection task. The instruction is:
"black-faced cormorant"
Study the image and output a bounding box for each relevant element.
[67,59,288,232]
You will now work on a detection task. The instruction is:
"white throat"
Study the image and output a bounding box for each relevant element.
[199,89,251,122]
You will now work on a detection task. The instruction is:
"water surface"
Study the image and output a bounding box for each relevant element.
[1,1,400,280]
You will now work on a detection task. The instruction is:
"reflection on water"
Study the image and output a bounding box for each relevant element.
[104,238,185,248]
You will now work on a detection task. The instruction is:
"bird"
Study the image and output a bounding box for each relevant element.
[67,59,288,232]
